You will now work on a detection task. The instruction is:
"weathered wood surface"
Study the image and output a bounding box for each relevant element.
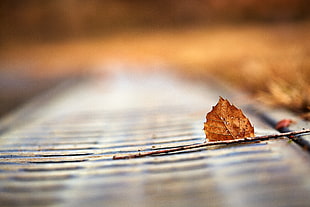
[0,70,309,207]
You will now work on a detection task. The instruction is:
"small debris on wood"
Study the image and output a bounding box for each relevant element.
[275,119,296,130]
[112,129,310,159]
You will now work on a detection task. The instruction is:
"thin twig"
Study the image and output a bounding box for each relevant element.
[112,129,310,159]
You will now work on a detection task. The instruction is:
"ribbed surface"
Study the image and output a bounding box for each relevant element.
[1,72,310,207]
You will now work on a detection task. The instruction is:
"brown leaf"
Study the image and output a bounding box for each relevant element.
[275,119,295,130]
[204,97,254,141]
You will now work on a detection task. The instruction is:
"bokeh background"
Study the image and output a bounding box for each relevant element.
[0,0,309,118]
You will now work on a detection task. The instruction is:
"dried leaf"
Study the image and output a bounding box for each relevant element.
[275,119,295,130]
[204,97,254,141]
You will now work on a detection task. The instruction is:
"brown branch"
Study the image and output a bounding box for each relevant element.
[112,129,310,159]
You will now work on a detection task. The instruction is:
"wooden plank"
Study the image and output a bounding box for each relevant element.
[0,70,310,207]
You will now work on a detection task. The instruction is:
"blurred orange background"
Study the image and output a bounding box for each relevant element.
[0,0,309,118]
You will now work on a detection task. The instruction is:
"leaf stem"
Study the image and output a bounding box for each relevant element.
[112,129,310,159]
